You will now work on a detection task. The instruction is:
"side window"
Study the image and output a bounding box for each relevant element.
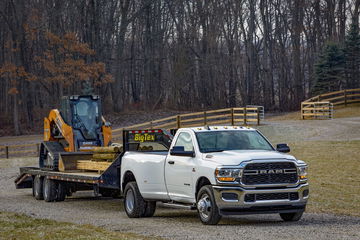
[174,132,194,152]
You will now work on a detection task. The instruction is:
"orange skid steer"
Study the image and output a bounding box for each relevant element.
[40,95,112,170]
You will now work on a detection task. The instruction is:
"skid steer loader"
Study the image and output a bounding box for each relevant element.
[40,95,112,170]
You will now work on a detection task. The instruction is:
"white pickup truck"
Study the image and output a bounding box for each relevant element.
[120,126,309,225]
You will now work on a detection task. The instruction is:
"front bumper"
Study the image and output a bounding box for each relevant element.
[212,183,309,216]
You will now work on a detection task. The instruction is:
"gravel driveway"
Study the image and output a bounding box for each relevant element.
[1,117,360,239]
[1,160,359,240]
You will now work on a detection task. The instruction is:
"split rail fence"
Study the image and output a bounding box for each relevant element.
[301,88,360,119]
[112,107,262,140]
[0,106,263,158]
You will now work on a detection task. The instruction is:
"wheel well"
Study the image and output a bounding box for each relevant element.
[195,177,211,198]
[122,171,136,191]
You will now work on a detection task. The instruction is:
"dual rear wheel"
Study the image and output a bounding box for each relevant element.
[124,181,156,218]
[32,175,66,202]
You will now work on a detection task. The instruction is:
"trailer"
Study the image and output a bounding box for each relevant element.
[15,129,172,201]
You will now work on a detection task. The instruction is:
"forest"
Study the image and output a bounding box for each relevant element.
[0,0,360,135]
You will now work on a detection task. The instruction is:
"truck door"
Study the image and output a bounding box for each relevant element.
[165,132,195,203]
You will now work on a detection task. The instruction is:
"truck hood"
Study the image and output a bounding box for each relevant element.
[201,150,297,166]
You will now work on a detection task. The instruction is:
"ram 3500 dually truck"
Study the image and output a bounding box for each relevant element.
[121,126,309,225]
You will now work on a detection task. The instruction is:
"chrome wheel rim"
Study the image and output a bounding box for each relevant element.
[125,189,135,213]
[197,193,211,220]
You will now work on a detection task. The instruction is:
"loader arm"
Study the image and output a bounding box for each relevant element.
[44,109,75,152]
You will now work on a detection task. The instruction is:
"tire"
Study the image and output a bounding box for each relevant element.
[142,201,156,217]
[280,211,304,221]
[197,185,222,225]
[43,178,57,202]
[56,182,66,202]
[123,182,146,218]
[33,175,44,200]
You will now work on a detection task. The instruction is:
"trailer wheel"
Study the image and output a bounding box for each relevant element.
[197,185,222,225]
[43,178,57,202]
[56,182,66,202]
[280,211,304,221]
[124,181,145,218]
[33,175,44,200]
[142,201,156,217]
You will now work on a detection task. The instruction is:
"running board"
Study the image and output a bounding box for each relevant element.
[161,202,197,210]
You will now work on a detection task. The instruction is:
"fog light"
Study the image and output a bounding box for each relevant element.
[303,189,309,197]
[222,192,238,201]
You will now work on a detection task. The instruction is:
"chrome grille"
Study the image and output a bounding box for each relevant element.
[242,162,298,185]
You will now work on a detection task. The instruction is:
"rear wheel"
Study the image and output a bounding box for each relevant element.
[43,178,57,202]
[142,201,156,217]
[56,182,66,202]
[280,211,304,221]
[124,182,145,218]
[33,175,44,200]
[197,185,222,225]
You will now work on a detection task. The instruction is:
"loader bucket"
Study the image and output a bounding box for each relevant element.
[58,152,92,172]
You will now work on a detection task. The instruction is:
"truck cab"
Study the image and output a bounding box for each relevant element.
[120,126,309,225]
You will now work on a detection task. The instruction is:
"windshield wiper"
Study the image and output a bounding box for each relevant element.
[202,149,225,153]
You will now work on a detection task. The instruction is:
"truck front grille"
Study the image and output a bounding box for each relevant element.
[244,192,299,202]
[242,162,298,185]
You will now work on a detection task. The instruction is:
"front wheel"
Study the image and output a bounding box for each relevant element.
[197,185,222,225]
[123,182,145,218]
[280,211,304,221]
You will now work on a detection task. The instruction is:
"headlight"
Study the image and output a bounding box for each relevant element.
[215,168,241,182]
[298,166,308,180]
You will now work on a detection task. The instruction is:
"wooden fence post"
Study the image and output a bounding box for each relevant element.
[36,144,40,156]
[150,121,153,129]
[243,107,247,125]
[5,146,9,159]
[344,90,347,106]
[204,112,207,125]
[257,107,260,125]
[176,115,181,128]
[231,108,234,126]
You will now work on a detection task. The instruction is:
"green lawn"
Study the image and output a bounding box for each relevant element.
[0,211,160,240]
[290,140,360,216]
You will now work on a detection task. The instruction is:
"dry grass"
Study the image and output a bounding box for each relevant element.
[0,211,160,240]
[267,103,360,121]
[290,140,360,216]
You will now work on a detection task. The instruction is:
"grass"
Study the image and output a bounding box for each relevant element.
[290,140,360,216]
[0,211,160,240]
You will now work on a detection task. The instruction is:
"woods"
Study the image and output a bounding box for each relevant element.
[1,0,360,135]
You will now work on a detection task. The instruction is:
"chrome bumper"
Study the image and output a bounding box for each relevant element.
[212,183,309,215]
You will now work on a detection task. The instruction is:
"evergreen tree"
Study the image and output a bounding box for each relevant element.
[313,42,344,95]
[344,22,360,89]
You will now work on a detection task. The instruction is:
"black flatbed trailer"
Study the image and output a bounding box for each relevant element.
[15,154,122,199]
[14,129,172,201]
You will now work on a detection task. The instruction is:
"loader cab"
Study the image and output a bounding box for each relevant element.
[60,95,104,150]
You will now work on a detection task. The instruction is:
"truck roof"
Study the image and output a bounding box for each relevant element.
[188,126,256,132]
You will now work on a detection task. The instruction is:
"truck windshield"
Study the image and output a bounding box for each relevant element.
[196,130,274,153]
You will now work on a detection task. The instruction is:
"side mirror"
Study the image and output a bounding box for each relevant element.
[170,146,195,157]
[276,143,290,153]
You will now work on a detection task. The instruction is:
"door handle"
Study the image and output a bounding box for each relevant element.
[168,160,175,164]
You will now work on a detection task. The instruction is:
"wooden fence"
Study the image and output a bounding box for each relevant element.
[301,88,360,119]
[0,106,263,158]
[301,102,334,119]
[112,107,263,140]
[0,143,40,159]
